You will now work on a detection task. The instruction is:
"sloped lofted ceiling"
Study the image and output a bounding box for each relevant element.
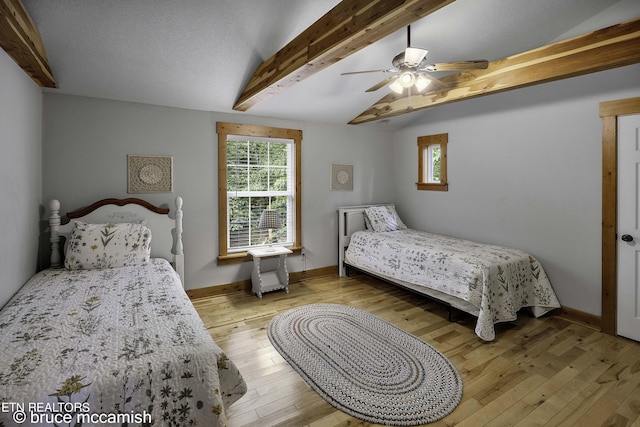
[15,0,640,129]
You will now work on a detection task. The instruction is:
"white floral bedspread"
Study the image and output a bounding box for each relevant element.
[345,229,561,341]
[0,259,246,426]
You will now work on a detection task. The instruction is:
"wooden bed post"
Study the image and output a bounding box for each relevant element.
[173,196,185,286]
[49,199,62,268]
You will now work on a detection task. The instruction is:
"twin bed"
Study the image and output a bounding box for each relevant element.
[0,197,246,426]
[338,204,561,341]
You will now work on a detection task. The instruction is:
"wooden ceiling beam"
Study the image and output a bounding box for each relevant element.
[349,18,640,124]
[0,0,56,87]
[233,0,455,112]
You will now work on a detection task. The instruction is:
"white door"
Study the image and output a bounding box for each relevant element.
[617,114,640,341]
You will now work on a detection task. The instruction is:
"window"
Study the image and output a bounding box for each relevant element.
[417,133,448,191]
[217,122,302,263]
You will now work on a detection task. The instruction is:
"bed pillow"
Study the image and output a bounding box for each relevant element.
[65,221,152,270]
[363,205,407,232]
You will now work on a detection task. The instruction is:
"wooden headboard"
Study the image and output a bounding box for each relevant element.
[49,197,185,286]
[337,204,388,277]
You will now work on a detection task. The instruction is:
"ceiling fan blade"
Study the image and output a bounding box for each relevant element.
[404,47,428,67]
[425,60,489,72]
[341,69,395,76]
[420,73,448,91]
[365,76,397,92]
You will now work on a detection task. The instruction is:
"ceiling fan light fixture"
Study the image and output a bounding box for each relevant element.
[415,74,430,92]
[389,79,404,94]
[398,71,416,88]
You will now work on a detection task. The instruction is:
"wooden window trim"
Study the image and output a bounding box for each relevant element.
[417,133,448,191]
[416,182,449,191]
[216,122,302,264]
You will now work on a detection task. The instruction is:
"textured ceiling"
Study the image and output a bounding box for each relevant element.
[21,0,638,129]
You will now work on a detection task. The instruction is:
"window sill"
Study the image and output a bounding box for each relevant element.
[417,182,448,191]
[217,246,304,265]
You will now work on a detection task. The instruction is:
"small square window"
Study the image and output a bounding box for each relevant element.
[417,133,448,191]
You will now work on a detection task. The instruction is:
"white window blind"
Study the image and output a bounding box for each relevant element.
[226,135,294,252]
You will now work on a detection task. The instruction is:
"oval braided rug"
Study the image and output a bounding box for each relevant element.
[267,304,462,426]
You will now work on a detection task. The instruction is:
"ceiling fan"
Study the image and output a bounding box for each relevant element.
[341,25,489,95]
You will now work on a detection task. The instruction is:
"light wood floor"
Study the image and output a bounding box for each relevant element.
[192,273,640,427]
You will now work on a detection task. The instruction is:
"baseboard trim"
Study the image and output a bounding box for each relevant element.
[290,266,337,283]
[187,265,337,300]
[555,306,602,331]
[186,280,250,299]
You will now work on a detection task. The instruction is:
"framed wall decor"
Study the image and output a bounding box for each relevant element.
[330,163,353,191]
[127,155,173,193]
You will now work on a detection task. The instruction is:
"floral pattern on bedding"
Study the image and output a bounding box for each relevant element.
[0,259,246,426]
[345,229,561,341]
[65,221,152,270]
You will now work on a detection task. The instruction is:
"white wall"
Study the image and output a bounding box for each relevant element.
[41,94,395,290]
[392,64,640,316]
[0,49,43,308]
[39,63,640,315]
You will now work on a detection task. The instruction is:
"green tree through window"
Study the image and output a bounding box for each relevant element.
[432,146,441,182]
[227,139,290,249]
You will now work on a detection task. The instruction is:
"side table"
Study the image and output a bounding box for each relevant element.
[247,247,293,298]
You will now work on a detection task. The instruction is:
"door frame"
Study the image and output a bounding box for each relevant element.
[600,96,640,335]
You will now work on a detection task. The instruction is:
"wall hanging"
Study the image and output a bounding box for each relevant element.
[331,163,353,191]
[128,155,173,193]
